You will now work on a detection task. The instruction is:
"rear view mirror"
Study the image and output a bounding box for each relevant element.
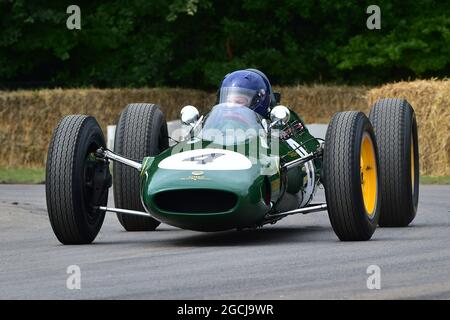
[270,105,290,127]
[180,105,200,127]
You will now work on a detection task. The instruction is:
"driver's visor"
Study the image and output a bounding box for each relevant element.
[219,87,257,107]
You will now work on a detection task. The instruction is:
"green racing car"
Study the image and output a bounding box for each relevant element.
[45,69,419,244]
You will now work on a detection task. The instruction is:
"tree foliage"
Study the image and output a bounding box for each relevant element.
[0,0,449,89]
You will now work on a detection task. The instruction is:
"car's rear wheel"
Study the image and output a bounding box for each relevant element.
[369,99,419,227]
[113,103,169,231]
[46,116,111,244]
[324,111,381,241]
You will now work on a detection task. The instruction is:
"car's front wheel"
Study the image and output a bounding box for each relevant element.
[323,111,381,241]
[46,115,111,244]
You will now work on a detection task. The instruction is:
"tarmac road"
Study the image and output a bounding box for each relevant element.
[0,184,449,299]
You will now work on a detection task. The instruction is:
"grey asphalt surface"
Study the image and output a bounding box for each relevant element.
[0,184,449,299]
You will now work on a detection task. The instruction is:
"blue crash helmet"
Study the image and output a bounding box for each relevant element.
[219,70,271,118]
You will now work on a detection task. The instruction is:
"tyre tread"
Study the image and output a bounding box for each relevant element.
[113,103,167,231]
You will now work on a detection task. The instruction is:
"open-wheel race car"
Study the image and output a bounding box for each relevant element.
[46,70,419,244]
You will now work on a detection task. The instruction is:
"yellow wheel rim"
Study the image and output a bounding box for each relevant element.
[360,133,377,217]
[411,134,415,194]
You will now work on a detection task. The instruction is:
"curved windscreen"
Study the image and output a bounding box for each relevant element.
[198,103,265,145]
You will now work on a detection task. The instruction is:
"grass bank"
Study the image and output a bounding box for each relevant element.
[0,168,45,184]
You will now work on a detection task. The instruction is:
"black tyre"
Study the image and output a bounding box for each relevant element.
[113,103,169,231]
[46,116,111,244]
[369,99,419,227]
[324,112,381,241]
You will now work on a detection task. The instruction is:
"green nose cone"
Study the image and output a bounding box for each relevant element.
[140,154,272,231]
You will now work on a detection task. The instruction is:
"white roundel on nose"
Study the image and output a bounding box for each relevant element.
[158,148,252,171]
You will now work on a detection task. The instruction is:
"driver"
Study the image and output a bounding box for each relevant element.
[218,70,272,118]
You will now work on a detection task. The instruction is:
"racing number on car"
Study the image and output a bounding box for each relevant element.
[183,152,225,165]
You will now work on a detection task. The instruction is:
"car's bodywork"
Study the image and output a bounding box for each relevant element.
[138,103,322,231]
[45,92,419,244]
